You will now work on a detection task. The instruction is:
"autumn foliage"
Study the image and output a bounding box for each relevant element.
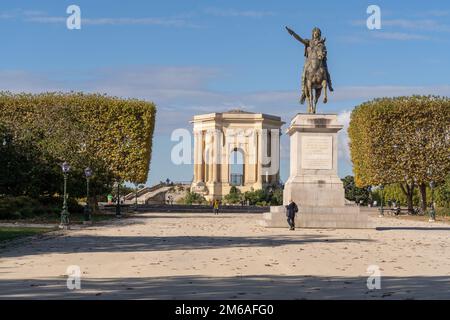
[348,96,450,210]
[0,92,156,184]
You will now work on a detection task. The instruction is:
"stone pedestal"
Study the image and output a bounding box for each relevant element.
[261,113,369,229]
[283,114,344,207]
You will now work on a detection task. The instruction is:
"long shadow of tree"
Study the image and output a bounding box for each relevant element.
[0,234,373,258]
[0,274,448,300]
[377,227,450,231]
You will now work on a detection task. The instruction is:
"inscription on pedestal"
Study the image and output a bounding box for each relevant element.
[301,136,332,170]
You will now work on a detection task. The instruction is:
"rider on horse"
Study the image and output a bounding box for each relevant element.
[286,27,334,105]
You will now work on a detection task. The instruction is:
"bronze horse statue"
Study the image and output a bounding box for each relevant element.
[286,26,333,114]
[304,40,329,113]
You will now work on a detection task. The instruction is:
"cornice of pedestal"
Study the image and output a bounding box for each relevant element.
[286,113,343,135]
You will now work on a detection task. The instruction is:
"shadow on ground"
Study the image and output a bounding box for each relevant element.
[0,234,373,258]
[0,274,448,300]
[129,214,241,219]
[376,227,450,231]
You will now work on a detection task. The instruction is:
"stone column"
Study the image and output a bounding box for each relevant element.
[256,130,262,184]
[212,130,218,183]
[193,131,200,182]
[199,131,205,182]
[207,131,213,183]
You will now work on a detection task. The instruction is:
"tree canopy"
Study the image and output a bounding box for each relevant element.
[349,95,449,187]
[342,175,371,204]
[0,92,156,200]
[348,96,450,211]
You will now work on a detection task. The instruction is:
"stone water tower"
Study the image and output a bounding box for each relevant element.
[190,109,285,201]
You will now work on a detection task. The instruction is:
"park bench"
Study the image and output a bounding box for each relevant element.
[379,207,408,216]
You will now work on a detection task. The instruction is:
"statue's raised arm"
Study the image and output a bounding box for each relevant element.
[285,26,308,46]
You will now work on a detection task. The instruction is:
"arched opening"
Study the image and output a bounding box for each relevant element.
[229,148,244,186]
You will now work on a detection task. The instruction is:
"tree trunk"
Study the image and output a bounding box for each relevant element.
[89,194,100,214]
[399,182,414,213]
[419,182,427,213]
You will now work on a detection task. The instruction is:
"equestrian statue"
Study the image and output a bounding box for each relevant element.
[286,26,334,114]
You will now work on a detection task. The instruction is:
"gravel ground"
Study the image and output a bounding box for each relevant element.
[0,212,449,299]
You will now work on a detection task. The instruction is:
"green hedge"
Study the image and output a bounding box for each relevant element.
[0,92,156,209]
[0,196,84,220]
[0,92,156,184]
[348,96,450,187]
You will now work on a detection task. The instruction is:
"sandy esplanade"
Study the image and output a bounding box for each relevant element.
[0,212,449,299]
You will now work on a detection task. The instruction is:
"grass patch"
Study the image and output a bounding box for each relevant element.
[0,227,53,243]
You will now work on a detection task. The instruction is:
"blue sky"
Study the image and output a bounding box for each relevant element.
[1,0,450,185]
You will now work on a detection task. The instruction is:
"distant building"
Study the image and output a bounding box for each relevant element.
[190,109,285,201]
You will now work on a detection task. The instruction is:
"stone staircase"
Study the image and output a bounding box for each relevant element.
[101,204,269,214]
[123,183,175,205]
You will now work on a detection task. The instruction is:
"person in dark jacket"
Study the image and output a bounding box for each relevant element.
[285,199,298,230]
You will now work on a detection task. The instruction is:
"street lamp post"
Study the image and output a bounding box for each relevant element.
[134,183,139,213]
[429,181,436,222]
[116,181,122,218]
[379,185,384,217]
[84,167,93,224]
[60,162,71,229]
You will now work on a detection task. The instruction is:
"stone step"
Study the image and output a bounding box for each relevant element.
[261,206,371,229]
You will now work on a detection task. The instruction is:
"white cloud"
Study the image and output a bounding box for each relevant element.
[351,18,450,32]
[425,10,450,17]
[0,12,15,19]
[349,17,450,42]
[371,31,430,41]
[3,67,449,182]
[204,7,275,18]
[25,15,196,27]
[0,70,65,92]
[2,9,197,28]
[337,110,352,165]
[1,67,450,134]
[25,16,65,24]
[84,17,192,27]
[333,85,450,101]
[382,19,450,32]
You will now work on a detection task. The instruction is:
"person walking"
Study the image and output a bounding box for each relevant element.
[285,199,298,230]
[213,199,220,215]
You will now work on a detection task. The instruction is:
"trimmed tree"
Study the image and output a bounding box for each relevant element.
[342,175,371,205]
[0,92,156,208]
[348,96,450,212]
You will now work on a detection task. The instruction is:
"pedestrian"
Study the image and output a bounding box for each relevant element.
[285,199,298,230]
[213,199,220,215]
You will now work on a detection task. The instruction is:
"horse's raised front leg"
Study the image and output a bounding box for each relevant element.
[322,79,328,104]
